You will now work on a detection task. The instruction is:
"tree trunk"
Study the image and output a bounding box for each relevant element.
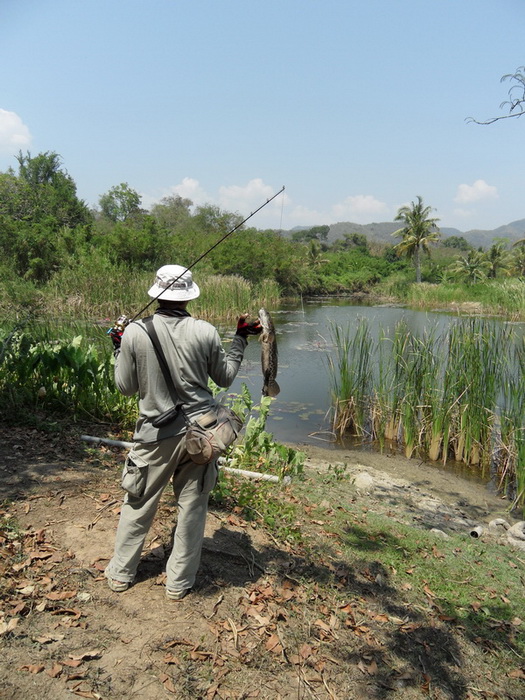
[414,246,421,283]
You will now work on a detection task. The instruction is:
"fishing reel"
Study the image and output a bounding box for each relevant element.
[107,314,130,352]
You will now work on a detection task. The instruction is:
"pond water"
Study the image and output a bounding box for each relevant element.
[227,299,525,466]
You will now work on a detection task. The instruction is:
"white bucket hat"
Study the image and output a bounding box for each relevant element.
[147,264,200,301]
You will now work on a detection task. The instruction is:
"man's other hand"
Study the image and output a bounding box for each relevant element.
[235,315,263,338]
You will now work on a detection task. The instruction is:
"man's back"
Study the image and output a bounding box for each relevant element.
[115,313,247,441]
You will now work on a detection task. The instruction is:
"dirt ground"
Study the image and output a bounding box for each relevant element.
[0,424,522,700]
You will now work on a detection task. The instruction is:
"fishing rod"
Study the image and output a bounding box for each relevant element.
[109,186,285,334]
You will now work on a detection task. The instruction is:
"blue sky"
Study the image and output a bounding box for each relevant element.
[1,0,525,232]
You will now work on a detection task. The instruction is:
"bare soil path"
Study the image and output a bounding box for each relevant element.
[0,425,522,700]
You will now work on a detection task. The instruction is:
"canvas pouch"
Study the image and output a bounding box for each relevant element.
[185,405,243,465]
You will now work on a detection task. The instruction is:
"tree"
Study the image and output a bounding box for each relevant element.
[392,196,440,283]
[306,239,329,267]
[331,232,369,253]
[448,250,490,284]
[483,241,512,279]
[510,245,525,276]
[99,182,142,222]
[442,235,473,252]
[149,194,192,232]
[99,216,167,267]
[192,204,243,235]
[0,152,92,280]
[291,225,329,244]
[9,151,91,227]
[468,67,525,124]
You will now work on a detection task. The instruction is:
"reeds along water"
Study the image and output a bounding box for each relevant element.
[327,319,372,438]
[497,339,525,509]
[329,317,525,511]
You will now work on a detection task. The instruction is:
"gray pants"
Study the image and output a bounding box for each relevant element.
[105,434,217,591]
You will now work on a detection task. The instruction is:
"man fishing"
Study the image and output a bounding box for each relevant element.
[105,264,262,599]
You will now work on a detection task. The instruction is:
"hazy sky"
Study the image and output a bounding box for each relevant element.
[1,0,525,232]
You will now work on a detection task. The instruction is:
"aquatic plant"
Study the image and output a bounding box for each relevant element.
[327,319,373,438]
[497,338,525,513]
[0,323,136,426]
[329,317,524,510]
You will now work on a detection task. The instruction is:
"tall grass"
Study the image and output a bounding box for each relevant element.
[380,279,525,320]
[329,317,525,511]
[3,253,281,323]
[194,275,280,322]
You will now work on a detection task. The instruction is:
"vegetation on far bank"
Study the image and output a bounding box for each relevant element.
[1,151,525,322]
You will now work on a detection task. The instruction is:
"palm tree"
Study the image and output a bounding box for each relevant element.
[449,250,490,284]
[483,241,512,279]
[510,245,525,276]
[306,239,329,267]
[392,196,440,283]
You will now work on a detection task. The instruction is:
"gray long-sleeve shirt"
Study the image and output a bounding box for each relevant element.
[114,313,247,443]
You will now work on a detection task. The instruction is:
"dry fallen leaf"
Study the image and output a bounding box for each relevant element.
[163,653,180,665]
[423,584,436,598]
[299,643,313,659]
[64,671,86,681]
[29,550,53,560]
[45,590,77,601]
[0,618,19,636]
[11,602,26,615]
[50,607,82,619]
[69,649,102,661]
[160,673,177,693]
[19,664,45,674]
[17,585,35,596]
[11,558,31,572]
[358,658,378,675]
[190,649,214,661]
[46,663,63,678]
[508,668,525,679]
[206,681,221,700]
[265,634,283,654]
[34,633,65,644]
[61,659,84,668]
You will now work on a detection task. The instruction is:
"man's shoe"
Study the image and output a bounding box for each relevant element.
[105,571,130,592]
[166,588,189,601]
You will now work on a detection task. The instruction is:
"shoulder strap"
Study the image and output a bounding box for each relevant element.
[141,316,181,406]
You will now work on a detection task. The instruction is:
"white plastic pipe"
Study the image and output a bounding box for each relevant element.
[80,434,283,483]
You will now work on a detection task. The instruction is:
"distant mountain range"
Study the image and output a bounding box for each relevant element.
[284,219,525,249]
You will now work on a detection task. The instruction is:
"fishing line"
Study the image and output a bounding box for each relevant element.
[128,186,285,323]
